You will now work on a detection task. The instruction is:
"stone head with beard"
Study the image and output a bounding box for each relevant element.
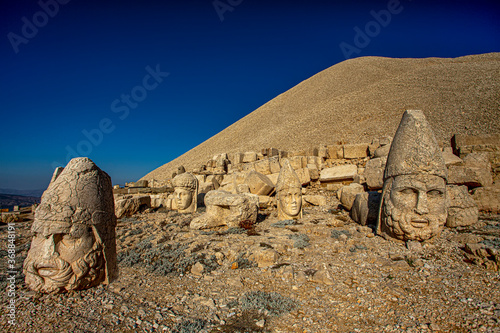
[23,157,117,293]
[376,110,448,242]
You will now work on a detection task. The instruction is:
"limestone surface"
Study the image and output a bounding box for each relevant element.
[338,183,365,211]
[172,173,198,213]
[115,195,151,218]
[319,165,358,182]
[276,159,303,220]
[377,110,448,242]
[190,190,258,229]
[23,157,117,293]
[446,185,478,228]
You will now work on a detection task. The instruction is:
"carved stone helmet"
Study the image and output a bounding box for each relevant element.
[276,159,302,192]
[384,109,447,181]
[34,157,117,284]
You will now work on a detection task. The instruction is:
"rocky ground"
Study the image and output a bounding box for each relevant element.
[1,191,500,333]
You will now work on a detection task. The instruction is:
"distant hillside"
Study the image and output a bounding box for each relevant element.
[142,53,500,182]
[0,194,40,211]
[0,188,44,198]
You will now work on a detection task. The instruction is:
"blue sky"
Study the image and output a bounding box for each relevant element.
[0,0,498,191]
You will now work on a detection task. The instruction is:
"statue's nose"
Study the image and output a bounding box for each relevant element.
[415,192,429,215]
[41,234,58,258]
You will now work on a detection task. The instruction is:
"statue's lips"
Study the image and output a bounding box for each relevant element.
[410,219,429,228]
[37,266,59,277]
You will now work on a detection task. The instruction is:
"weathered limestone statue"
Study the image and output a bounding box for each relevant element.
[23,157,117,293]
[190,190,258,229]
[377,110,448,242]
[276,159,303,220]
[172,172,198,213]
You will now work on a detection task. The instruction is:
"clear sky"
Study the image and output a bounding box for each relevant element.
[0,0,498,191]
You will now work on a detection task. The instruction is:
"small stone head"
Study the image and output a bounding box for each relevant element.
[172,172,198,213]
[377,110,448,242]
[23,157,117,293]
[276,159,303,220]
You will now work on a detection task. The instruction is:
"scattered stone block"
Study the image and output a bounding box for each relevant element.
[320,165,358,182]
[258,195,274,209]
[338,183,365,211]
[243,171,275,196]
[307,156,322,169]
[305,147,318,157]
[364,157,386,190]
[149,194,166,209]
[267,173,280,186]
[472,184,500,213]
[307,165,320,181]
[128,180,148,188]
[327,145,343,159]
[115,195,151,218]
[343,144,369,159]
[254,159,271,175]
[243,152,258,163]
[448,152,493,187]
[350,192,382,226]
[446,185,478,227]
[269,156,281,174]
[229,152,244,165]
[242,162,257,172]
[442,148,463,166]
[295,168,311,186]
[452,133,500,158]
[318,145,328,159]
[303,195,327,206]
[288,156,306,170]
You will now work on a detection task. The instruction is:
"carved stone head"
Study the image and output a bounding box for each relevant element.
[172,172,198,213]
[23,157,117,293]
[377,110,448,242]
[276,159,303,220]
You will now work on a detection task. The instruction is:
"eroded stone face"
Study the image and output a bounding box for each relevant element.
[377,110,448,242]
[279,187,302,218]
[174,188,193,211]
[381,174,447,241]
[276,159,303,220]
[172,173,198,213]
[23,157,117,293]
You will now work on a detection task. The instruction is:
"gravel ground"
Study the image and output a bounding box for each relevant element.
[2,190,500,333]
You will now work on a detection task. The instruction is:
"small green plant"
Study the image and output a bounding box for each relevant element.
[172,318,208,333]
[330,229,351,239]
[288,234,310,249]
[231,252,256,269]
[271,220,296,228]
[240,291,299,316]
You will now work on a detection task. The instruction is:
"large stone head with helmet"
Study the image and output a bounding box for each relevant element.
[377,110,448,242]
[23,157,117,293]
[276,159,303,220]
[172,172,198,213]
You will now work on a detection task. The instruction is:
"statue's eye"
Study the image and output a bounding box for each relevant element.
[400,188,416,195]
[428,190,443,197]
